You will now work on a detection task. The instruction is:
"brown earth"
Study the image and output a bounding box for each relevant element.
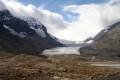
[0,52,119,80]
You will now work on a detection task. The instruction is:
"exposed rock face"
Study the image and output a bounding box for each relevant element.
[80,22,120,60]
[91,22,120,51]
[0,10,64,54]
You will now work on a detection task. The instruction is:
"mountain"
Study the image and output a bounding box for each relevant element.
[80,22,120,60]
[57,39,81,47]
[0,10,64,54]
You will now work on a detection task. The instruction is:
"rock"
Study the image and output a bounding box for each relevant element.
[80,22,120,60]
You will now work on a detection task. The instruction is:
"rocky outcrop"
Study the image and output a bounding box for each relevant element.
[80,22,120,60]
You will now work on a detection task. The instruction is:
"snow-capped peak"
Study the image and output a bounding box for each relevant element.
[26,18,46,38]
[25,18,42,29]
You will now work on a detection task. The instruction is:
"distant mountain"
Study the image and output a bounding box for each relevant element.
[0,10,64,54]
[57,39,79,47]
[80,22,120,60]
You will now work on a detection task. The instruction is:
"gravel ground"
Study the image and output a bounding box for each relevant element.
[0,52,119,80]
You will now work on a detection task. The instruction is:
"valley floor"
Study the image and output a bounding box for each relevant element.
[0,52,119,80]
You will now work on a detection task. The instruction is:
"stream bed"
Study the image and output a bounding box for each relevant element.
[91,63,120,68]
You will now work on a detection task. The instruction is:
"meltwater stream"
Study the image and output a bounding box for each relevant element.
[91,64,120,68]
[42,47,80,55]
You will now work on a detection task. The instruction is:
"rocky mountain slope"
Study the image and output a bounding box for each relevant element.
[80,22,120,60]
[0,10,64,54]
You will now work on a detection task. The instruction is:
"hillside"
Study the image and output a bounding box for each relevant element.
[0,10,64,54]
[80,22,120,60]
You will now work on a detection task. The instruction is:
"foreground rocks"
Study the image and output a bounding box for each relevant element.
[0,52,119,80]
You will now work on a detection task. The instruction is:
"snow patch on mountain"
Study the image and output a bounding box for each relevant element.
[34,28,46,38]
[30,25,46,38]
[26,18,46,38]
[26,18,42,28]
[3,25,27,38]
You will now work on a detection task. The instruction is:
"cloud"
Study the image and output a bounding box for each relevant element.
[62,0,120,41]
[0,0,6,10]
[1,0,120,41]
[109,0,120,5]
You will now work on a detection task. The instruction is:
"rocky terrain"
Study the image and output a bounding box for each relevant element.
[0,52,119,80]
[80,22,120,60]
[0,1,120,80]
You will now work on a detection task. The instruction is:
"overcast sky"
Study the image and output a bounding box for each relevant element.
[1,0,120,41]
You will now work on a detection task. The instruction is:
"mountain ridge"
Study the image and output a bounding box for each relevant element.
[80,21,120,60]
[0,10,64,54]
